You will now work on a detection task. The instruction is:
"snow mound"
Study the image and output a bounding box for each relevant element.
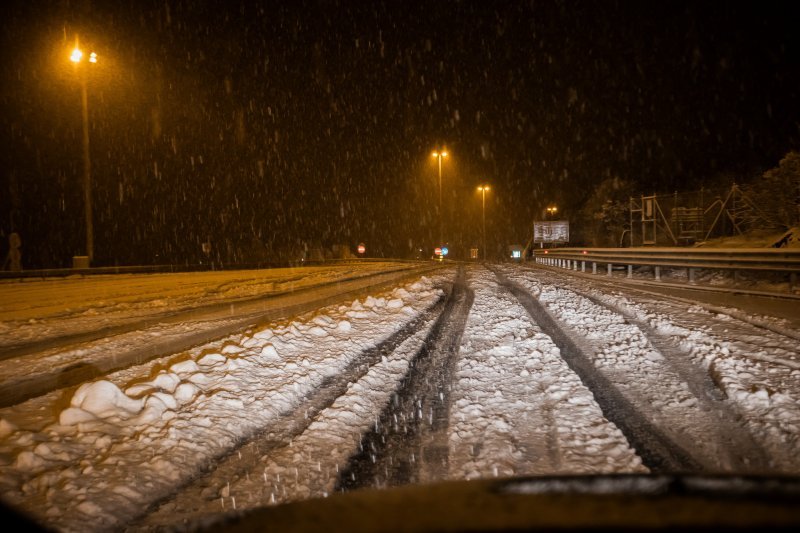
[60,380,144,425]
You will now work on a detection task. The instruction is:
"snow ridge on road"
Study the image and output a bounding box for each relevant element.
[0,274,446,532]
[505,266,799,473]
[493,268,702,472]
[448,268,645,479]
[134,283,450,528]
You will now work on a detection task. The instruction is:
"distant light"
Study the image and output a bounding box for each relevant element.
[582,250,588,254]
[441,151,448,157]
[70,48,83,63]
[544,250,549,254]
[89,52,98,63]
[431,151,439,158]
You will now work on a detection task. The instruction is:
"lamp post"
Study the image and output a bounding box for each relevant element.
[431,149,448,244]
[477,185,490,260]
[546,205,558,220]
[70,43,98,265]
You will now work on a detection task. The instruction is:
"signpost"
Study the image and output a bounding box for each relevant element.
[534,220,570,245]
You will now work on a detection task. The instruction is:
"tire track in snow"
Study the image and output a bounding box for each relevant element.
[335,267,473,490]
[128,290,449,528]
[448,267,644,479]
[515,266,797,472]
[491,268,704,473]
[518,271,772,473]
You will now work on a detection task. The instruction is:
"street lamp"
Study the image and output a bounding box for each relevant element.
[70,41,98,266]
[431,149,448,244]
[546,205,558,220]
[477,185,490,260]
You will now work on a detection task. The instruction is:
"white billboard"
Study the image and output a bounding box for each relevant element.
[534,220,569,243]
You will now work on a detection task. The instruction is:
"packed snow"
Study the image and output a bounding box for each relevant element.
[0,272,445,531]
[0,263,798,531]
[448,268,645,478]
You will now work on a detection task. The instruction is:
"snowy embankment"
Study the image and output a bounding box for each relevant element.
[505,266,800,473]
[448,267,645,479]
[0,273,446,531]
[0,262,411,349]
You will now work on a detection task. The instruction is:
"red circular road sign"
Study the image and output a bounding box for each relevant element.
[357,243,366,254]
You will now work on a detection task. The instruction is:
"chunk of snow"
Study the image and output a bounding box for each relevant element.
[68,380,143,419]
[76,500,103,516]
[0,418,17,439]
[645,351,664,362]
[253,329,274,341]
[14,451,45,470]
[308,326,328,337]
[170,360,200,375]
[197,353,227,367]
[59,407,97,426]
[387,298,404,309]
[152,372,181,393]
[174,382,200,404]
[260,344,279,359]
[221,344,244,355]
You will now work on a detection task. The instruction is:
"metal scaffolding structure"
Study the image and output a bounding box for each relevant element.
[628,184,770,247]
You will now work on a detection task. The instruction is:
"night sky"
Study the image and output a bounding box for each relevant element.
[2,1,799,268]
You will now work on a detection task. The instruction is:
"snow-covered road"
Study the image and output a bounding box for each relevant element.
[0,263,797,531]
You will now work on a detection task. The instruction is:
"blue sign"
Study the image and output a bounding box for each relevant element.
[441,247,449,256]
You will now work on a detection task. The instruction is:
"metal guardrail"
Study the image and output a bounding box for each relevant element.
[535,247,800,283]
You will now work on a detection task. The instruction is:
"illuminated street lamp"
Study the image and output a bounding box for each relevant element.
[70,41,98,265]
[431,149,448,244]
[546,205,558,220]
[477,185,490,260]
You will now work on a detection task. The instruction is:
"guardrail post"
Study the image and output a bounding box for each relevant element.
[607,264,613,277]
[688,268,695,284]
[592,262,597,274]
[573,260,578,271]
[654,266,661,281]
[627,265,633,279]
[581,261,586,272]
[791,272,797,290]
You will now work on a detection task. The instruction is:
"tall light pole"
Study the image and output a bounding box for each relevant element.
[70,43,98,265]
[478,185,490,260]
[431,149,448,244]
